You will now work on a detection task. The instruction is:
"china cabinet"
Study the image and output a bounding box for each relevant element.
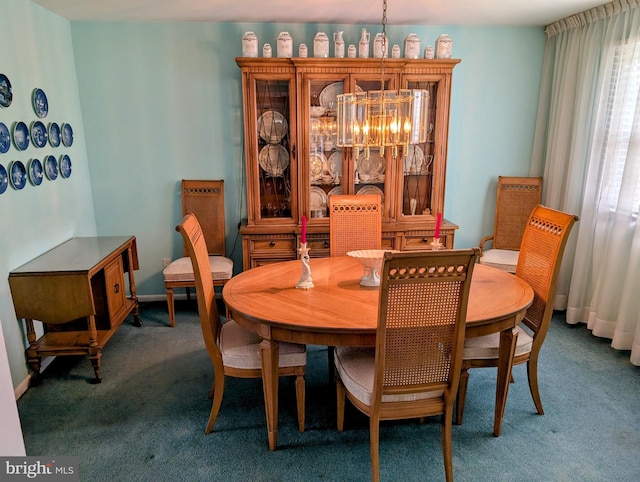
[237,57,460,269]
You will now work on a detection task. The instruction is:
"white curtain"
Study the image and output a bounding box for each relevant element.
[531,0,640,365]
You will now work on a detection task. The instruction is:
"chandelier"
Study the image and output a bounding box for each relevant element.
[336,0,430,159]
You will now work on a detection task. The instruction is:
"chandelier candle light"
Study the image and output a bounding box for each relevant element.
[296,215,314,289]
[336,0,430,160]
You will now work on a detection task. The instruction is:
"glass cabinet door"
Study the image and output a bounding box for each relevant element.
[304,77,347,220]
[252,77,296,223]
[399,77,441,219]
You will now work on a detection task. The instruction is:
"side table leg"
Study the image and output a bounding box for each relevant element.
[494,327,518,436]
[260,338,280,451]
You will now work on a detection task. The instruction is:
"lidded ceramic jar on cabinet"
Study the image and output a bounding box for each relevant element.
[436,34,453,59]
[242,31,258,57]
[404,33,421,59]
[314,32,329,58]
[277,32,293,58]
[373,33,388,58]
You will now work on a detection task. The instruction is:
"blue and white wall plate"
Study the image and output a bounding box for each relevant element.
[0,122,10,153]
[30,120,48,148]
[60,154,72,179]
[9,160,27,190]
[32,88,49,118]
[0,74,12,108]
[44,154,58,180]
[0,164,8,194]
[48,122,61,147]
[12,121,30,151]
[61,123,73,147]
[28,158,44,186]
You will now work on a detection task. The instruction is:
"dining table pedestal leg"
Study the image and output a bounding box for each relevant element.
[493,327,518,436]
[260,338,280,451]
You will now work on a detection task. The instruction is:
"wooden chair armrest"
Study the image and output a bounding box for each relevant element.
[478,236,494,257]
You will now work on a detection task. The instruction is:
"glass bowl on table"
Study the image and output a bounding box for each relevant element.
[347,249,400,287]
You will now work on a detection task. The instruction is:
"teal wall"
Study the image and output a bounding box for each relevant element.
[0,0,97,390]
[1,0,546,390]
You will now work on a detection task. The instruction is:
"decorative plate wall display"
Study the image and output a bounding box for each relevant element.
[48,122,61,147]
[30,120,48,148]
[61,123,73,147]
[60,154,72,178]
[12,121,30,151]
[44,154,58,180]
[0,74,12,108]
[0,122,10,154]
[28,158,44,186]
[32,88,49,118]
[9,160,27,190]
[0,164,8,194]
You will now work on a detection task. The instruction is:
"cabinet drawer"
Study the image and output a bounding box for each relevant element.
[250,237,296,253]
[104,256,126,321]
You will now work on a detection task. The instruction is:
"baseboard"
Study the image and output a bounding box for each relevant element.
[14,356,54,401]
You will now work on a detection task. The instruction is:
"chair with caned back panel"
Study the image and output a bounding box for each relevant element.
[176,213,306,433]
[479,176,543,273]
[329,194,382,256]
[334,249,479,482]
[456,205,578,425]
[327,194,382,376]
[163,180,233,327]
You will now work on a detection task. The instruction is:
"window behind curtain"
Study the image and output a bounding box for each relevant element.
[599,40,640,214]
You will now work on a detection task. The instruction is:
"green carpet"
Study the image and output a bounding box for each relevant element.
[17,301,640,481]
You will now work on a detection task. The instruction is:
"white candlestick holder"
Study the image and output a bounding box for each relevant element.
[296,243,314,289]
[430,237,443,249]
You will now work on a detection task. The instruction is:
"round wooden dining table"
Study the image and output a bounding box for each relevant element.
[223,255,534,450]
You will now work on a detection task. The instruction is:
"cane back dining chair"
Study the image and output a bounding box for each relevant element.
[478,176,543,273]
[456,205,578,425]
[335,249,479,482]
[329,194,382,256]
[163,180,233,327]
[176,213,307,433]
[327,193,382,376]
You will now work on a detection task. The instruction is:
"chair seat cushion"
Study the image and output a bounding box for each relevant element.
[463,325,533,360]
[478,248,519,273]
[220,320,306,369]
[163,256,233,282]
[334,347,443,405]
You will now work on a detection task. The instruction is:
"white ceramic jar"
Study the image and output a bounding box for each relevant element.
[404,33,421,59]
[373,33,388,58]
[391,44,401,59]
[334,31,345,58]
[436,34,453,59]
[242,31,258,58]
[262,43,272,58]
[424,45,434,59]
[277,32,293,58]
[299,43,308,58]
[347,44,357,58]
[314,32,329,58]
[358,28,370,58]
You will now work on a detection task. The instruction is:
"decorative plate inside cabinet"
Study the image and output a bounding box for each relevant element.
[259,144,289,177]
[258,110,288,144]
[357,184,384,204]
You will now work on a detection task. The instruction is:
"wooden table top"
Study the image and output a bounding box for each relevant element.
[223,256,533,339]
